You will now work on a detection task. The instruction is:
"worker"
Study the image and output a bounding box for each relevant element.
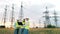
[20,19,25,34]
[14,20,20,34]
[14,20,24,34]
[23,18,30,34]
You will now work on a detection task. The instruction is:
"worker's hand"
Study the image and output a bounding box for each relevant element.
[23,24,26,26]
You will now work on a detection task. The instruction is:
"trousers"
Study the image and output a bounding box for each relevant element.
[14,28,28,34]
[14,28,25,34]
[20,28,25,34]
[23,29,29,34]
[14,29,19,34]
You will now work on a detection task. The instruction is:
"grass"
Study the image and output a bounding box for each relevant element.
[0,28,60,34]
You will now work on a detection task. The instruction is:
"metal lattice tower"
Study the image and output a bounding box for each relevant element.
[54,10,58,27]
[4,5,7,25]
[43,6,51,27]
[19,2,24,22]
[11,4,14,28]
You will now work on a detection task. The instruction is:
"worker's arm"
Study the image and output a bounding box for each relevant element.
[14,22,16,28]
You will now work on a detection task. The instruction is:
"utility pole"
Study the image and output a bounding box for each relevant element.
[4,5,7,26]
[11,4,14,28]
[53,10,58,27]
[19,2,24,22]
[43,6,51,27]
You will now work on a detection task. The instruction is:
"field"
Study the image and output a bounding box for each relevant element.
[0,28,60,34]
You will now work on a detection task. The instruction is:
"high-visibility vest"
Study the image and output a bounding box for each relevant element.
[24,21,30,29]
[15,21,24,28]
[22,21,25,25]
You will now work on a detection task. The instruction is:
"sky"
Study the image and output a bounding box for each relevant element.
[0,0,60,28]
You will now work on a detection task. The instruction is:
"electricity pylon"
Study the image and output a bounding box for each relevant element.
[19,2,24,22]
[4,5,7,26]
[11,4,14,28]
[43,6,51,27]
[53,10,58,27]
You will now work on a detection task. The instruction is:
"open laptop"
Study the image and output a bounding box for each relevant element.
[18,22,23,25]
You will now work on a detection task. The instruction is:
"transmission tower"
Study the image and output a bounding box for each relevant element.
[4,5,7,26]
[11,4,14,28]
[53,10,58,27]
[43,6,51,27]
[19,2,24,22]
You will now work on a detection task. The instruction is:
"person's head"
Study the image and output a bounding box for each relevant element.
[23,19,25,22]
[17,20,19,22]
[25,18,29,21]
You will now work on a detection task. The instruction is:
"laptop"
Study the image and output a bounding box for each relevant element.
[18,22,23,25]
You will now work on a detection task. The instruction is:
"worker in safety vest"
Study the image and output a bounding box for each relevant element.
[20,19,25,34]
[14,20,25,34]
[23,18,30,34]
[14,20,19,34]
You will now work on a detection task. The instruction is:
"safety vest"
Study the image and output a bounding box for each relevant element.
[22,21,25,25]
[15,21,24,28]
[24,21,30,29]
